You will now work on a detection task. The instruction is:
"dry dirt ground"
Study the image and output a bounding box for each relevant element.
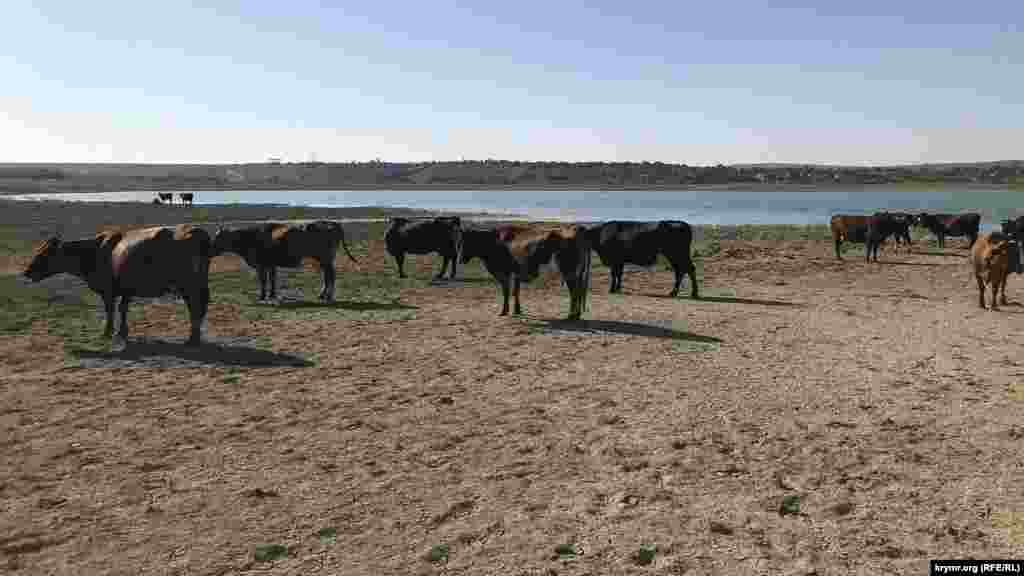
[2,201,1024,575]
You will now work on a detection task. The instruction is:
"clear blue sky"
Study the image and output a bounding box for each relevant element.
[2,1,1021,165]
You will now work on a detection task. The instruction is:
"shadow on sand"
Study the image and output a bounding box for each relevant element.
[910,250,964,257]
[873,261,945,267]
[640,293,802,307]
[73,337,314,368]
[530,318,723,343]
[274,299,418,311]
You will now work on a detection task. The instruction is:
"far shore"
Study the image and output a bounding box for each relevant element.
[1,181,1016,195]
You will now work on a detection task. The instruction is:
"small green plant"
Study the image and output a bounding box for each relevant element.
[221,368,240,384]
[317,527,337,569]
[553,543,577,559]
[634,544,657,566]
[779,494,802,516]
[427,543,449,563]
[254,544,289,563]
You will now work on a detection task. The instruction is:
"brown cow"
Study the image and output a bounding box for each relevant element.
[830,214,870,259]
[23,225,212,346]
[460,224,592,320]
[212,220,359,302]
[969,232,1011,310]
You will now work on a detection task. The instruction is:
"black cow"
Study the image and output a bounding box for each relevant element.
[384,216,462,280]
[180,193,194,206]
[1001,216,1024,274]
[460,224,591,320]
[916,212,981,249]
[865,212,912,262]
[585,220,699,298]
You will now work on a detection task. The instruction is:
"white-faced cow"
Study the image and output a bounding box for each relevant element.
[23,225,212,347]
[212,220,359,302]
[460,224,592,320]
[384,216,463,280]
[585,220,699,298]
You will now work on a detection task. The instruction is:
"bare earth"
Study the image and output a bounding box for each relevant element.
[2,201,1024,575]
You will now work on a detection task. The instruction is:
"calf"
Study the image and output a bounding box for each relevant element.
[213,220,359,302]
[461,224,592,320]
[970,232,1012,309]
[830,214,870,259]
[585,220,698,298]
[384,216,462,279]
[23,225,212,347]
[180,192,195,206]
[916,212,981,249]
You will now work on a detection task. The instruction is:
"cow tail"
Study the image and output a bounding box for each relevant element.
[337,224,359,265]
[579,230,592,315]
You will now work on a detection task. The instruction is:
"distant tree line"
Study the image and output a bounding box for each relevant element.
[1,160,1022,191]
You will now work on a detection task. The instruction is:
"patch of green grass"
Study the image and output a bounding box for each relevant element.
[0,275,127,354]
[253,544,290,563]
[633,544,657,566]
[221,368,241,384]
[553,543,578,559]
[426,543,450,563]
[779,494,802,516]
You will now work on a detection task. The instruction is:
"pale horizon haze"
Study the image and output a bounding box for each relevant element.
[2,1,1022,166]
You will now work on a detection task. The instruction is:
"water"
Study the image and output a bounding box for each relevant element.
[7,188,1023,230]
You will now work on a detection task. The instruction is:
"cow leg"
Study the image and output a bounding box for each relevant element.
[101,293,115,338]
[116,296,131,345]
[992,279,1001,311]
[324,263,337,302]
[687,260,699,299]
[513,276,523,316]
[499,275,510,316]
[976,275,987,308]
[395,253,406,278]
[835,238,842,259]
[184,286,206,346]
[449,251,458,280]
[256,266,267,301]
[268,267,277,300]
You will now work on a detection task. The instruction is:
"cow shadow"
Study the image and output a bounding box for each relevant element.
[874,261,945,267]
[274,299,418,311]
[639,293,802,307]
[430,277,494,285]
[72,337,314,368]
[910,250,964,257]
[530,318,723,343]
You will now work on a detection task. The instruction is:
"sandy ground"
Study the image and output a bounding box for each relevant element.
[2,201,1024,575]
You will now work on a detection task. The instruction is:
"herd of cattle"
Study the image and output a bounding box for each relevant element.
[19,211,1024,347]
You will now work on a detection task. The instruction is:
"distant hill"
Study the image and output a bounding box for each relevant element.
[1,160,1022,194]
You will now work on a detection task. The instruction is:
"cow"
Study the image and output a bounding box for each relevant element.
[916,212,981,249]
[180,193,194,206]
[829,214,870,259]
[865,212,913,262]
[384,216,463,280]
[886,212,915,249]
[22,225,212,347]
[460,224,591,320]
[585,220,699,298]
[212,220,359,302]
[969,232,1012,310]
[157,193,174,205]
[1001,216,1024,274]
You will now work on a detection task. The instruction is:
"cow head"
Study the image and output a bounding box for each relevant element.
[23,236,65,282]
[459,229,491,264]
[211,226,238,256]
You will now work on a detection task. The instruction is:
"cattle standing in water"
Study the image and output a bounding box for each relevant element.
[23,225,212,347]
[916,212,981,249]
[830,214,870,259]
[460,224,592,320]
[384,216,463,280]
[212,221,359,302]
[180,193,194,207]
[585,220,699,298]
[865,212,913,262]
[970,232,1012,309]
